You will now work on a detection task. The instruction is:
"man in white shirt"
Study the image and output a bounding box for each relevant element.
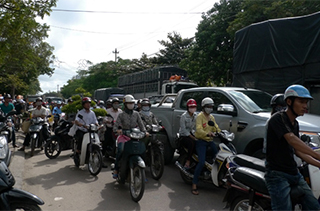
[74,97,98,154]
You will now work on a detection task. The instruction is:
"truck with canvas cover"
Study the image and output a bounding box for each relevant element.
[232,11,320,115]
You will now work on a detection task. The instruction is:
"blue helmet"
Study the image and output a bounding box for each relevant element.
[284,85,313,100]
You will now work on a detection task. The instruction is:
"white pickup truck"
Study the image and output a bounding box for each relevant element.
[151,87,320,164]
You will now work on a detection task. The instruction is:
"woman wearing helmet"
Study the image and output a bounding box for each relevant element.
[178,99,197,170]
[112,94,147,179]
[191,97,220,195]
[265,85,320,210]
[74,97,99,153]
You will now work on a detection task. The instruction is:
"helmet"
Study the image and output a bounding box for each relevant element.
[123,94,135,103]
[186,99,197,107]
[106,98,113,105]
[36,97,42,102]
[56,101,62,105]
[67,98,73,103]
[82,97,92,105]
[201,97,214,107]
[112,98,120,104]
[4,94,11,99]
[270,94,286,107]
[141,98,151,106]
[98,100,105,105]
[284,85,313,100]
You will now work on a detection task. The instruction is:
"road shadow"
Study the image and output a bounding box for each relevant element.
[24,164,99,190]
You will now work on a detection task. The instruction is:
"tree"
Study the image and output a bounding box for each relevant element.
[0,0,56,96]
[182,0,242,86]
[155,32,193,66]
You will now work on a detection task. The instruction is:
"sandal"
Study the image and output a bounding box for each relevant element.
[191,189,199,195]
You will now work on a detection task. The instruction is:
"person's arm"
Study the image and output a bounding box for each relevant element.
[137,113,146,132]
[195,114,208,140]
[285,133,320,161]
[179,114,190,136]
[210,115,221,133]
[295,150,320,168]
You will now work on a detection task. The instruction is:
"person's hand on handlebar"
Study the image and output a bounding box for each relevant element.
[116,129,123,135]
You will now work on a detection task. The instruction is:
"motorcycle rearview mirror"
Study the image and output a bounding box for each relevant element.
[6,110,16,117]
[208,120,215,126]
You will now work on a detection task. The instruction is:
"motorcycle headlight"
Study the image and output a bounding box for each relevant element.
[130,131,145,139]
[29,125,42,132]
[0,137,8,159]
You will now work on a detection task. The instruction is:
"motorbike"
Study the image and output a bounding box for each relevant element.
[175,121,236,187]
[223,137,320,211]
[0,110,16,166]
[101,114,117,158]
[145,124,165,180]
[44,118,74,159]
[29,116,51,156]
[72,114,103,176]
[0,161,44,210]
[111,128,147,202]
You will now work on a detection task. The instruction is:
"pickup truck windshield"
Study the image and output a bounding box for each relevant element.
[173,84,198,93]
[229,90,272,113]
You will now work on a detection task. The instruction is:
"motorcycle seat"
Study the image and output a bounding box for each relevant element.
[233,167,269,195]
[232,154,266,172]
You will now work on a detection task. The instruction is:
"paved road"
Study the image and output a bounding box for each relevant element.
[9,132,227,211]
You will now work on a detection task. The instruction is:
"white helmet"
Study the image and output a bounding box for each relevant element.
[201,97,214,107]
[123,94,135,103]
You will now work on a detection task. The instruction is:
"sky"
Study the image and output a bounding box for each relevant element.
[37,0,217,94]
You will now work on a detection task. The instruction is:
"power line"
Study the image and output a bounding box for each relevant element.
[51,8,203,15]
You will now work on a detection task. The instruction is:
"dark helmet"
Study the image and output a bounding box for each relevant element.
[82,97,91,105]
[140,98,151,106]
[106,98,113,105]
[4,94,11,99]
[36,97,42,102]
[67,97,73,103]
[112,97,120,104]
[270,94,286,107]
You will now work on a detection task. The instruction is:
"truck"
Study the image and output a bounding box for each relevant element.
[151,87,320,164]
[232,11,320,115]
[93,87,125,103]
[117,66,198,99]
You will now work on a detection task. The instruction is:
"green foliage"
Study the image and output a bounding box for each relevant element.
[0,0,57,96]
[92,108,107,117]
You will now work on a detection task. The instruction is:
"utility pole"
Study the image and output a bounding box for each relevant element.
[112,48,119,62]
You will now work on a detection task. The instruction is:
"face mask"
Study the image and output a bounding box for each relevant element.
[142,106,150,111]
[126,104,134,110]
[36,102,42,106]
[204,107,213,114]
[189,108,196,113]
[113,104,120,109]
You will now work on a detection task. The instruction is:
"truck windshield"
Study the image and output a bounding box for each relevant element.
[229,90,272,113]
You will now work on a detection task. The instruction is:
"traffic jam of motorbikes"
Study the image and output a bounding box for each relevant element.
[0,83,320,210]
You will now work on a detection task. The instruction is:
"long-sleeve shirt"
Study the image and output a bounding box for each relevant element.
[195,111,221,142]
[179,111,197,137]
[113,109,146,133]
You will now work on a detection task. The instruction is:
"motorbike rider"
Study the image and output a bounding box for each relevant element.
[97,100,106,110]
[192,97,220,195]
[265,85,320,210]
[135,99,142,112]
[74,97,99,154]
[106,99,112,109]
[0,94,17,147]
[139,98,160,146]
[112,94,148,179]
[19,97,50,151]
[104,98,123,154]
[178,98,197,169]
[52,101,62,116]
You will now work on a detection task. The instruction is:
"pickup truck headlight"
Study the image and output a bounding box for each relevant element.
[0,137,8,159]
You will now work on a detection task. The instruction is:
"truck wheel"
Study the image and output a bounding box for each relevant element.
[252,149,266,160]
[163,136,174,165]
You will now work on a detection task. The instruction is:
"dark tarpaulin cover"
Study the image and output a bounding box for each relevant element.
[232,12,320,94]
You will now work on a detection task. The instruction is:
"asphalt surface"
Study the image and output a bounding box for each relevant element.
[8,131,26,190]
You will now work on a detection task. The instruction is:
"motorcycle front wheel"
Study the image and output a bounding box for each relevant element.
[30,137,36,156]
[88,148,102,176]
[230,195,270,211]
[44,136,62,159]
[150,148,164,180]
[9,202,42,210]
[129,165,145,202]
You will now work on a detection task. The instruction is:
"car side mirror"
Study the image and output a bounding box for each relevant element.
[217,104,237,116]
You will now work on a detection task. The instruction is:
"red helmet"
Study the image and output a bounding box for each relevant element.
[82,97,91,105]
[186,99,197,107]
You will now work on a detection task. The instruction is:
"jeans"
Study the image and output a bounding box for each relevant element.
[265,170,320,211]
[192,139,218,185]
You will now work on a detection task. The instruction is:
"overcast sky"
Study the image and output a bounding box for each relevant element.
[37,0,217,94]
